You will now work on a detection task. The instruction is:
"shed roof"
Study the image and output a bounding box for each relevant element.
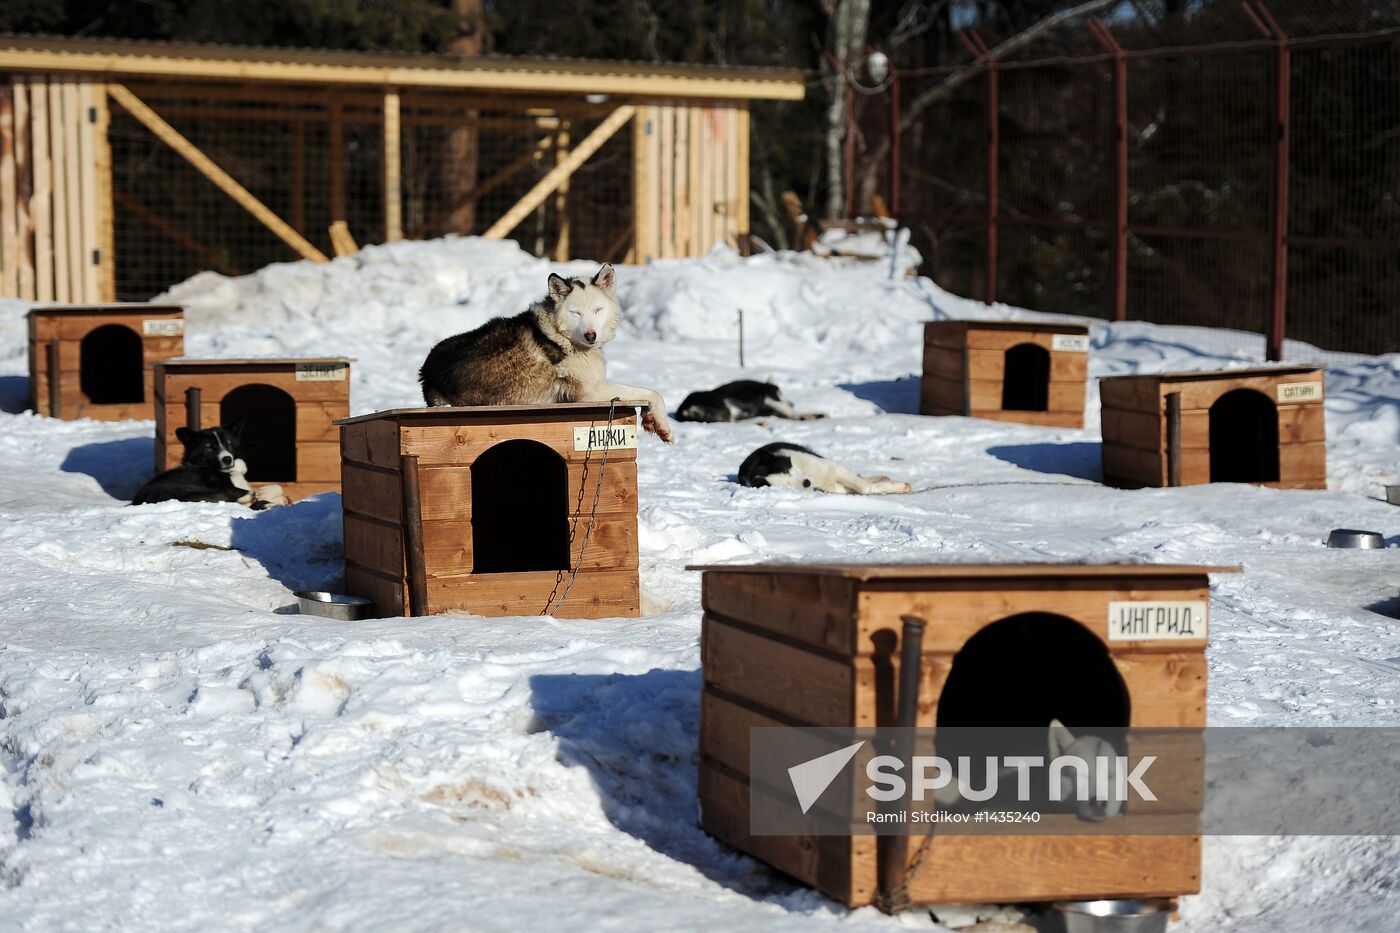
[0,34,805,101]
[687,562,1240,580]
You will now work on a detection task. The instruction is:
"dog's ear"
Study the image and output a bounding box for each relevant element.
[224,418,244,441]
[548,273,573,304]
[1047,719,1077,759]
[591,262,617,295]
[175,426,196,447]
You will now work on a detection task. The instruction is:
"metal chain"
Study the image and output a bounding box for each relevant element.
[542,397,619,616]
[873,831,937,914]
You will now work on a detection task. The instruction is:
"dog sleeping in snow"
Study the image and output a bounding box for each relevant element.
[131,424,287,509]
[418,263,673,442]
[737,442,909,495]
[675,380,825,423]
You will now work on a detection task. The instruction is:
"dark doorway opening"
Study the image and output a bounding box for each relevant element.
[1001,343,1050,411]
[220,384,297,482]
[1209,389,1280,483]
[80,324,144,404]
[471,440,569,574]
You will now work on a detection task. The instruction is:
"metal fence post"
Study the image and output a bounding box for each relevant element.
[960,30,998,305]
[1246,1,1291,361]
[1090,19,1129,323]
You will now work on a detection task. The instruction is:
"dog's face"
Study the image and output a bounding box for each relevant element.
[175,422,243,472]
[546,263,621,350]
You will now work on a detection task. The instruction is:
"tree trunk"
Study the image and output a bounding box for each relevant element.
[442,0,484,235]
[823,0,871,220]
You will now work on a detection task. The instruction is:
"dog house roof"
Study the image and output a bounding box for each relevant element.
[26,303,183,317]
[1100,365,1322,383]
[158,357,354,367]
[334,400,654,425]
[926,319,1090,335]
[686,561,1240,580]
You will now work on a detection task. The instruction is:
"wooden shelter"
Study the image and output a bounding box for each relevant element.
[920,320,1090,427]
[28,302,183,419]
[0,35,803,303]
[1100,366,1326,489]
[693,561,1236,908]
[154,357,350,501]
[338,402,644,620]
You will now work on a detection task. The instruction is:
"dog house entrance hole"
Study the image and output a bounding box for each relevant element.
[471,440,570,574]
[1001,343,1051,411]
[220,384,297,482]
[1209,389,1280,484]
[79,324,145,404]
[936,612,1129,807]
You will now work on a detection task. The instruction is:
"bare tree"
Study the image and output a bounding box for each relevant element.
[822,0,871,219]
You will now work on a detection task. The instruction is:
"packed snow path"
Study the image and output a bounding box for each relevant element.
[2,240,1399,930]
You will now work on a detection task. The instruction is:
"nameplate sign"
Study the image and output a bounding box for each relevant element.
[1107,600,1208,641]
[1052,334,1089,352]
[142,319,184,336]
[295,363,349,382]
[573,424,637,452]
[1277,381,1322,403]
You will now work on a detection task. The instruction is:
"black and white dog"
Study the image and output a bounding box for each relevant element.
[132,423,285,508]
[675,380,824,423]
[737,442,910,495]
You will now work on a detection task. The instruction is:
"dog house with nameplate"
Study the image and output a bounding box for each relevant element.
[1100,366,1326,489]
[920,320,1090,427]
[693,561,1237,909]
[28,303,185,420]
[154,358,351,502]
[337,402,645,620]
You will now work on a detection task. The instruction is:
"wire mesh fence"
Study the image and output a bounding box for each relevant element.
[883,10,1400,361]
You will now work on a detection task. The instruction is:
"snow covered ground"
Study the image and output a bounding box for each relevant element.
[2,238,1399,931]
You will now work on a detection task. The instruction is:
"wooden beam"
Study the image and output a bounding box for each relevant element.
[114,189,239,276]
[383,88,402,242]
[93,83,115,300]
[329,220,358,257]
[0,37,807,101]
[78,81,101,302]
[484,105,634,240]
[13,80,34,300]
[0,83,16,297]
[61,80,82,300]
[29,77,52,301]
[328,95,345,228]
[289,117,305,234]
[410,133,555,239]
[108,83,329,262]
[47,79,68,302]
[552,121,570,261]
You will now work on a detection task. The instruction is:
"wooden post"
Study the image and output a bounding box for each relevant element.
[107,84,329,262]
[383,88,402,242]
[78,82,100,302]
[30,77,52,302]
[483,105,635,241]
[877,614,926,913]
[47,337,60,418]
[0,82,16,298]
[552,120,571,261]
[185,387,201,431]
[47,79,69,303]
[13,80,34,301]
[93,83,115,301]
[61,80,82,300]
[1089,20,1128,322]
[1266,32,1291,361]
[401,453,428,617]
[289,117,305,236]
[1166,391,1182,487]
[328,95,346,231]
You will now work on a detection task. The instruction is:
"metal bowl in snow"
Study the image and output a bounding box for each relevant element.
[1054,899,1172,933]
[1326,529,1385,549]
[1386,485,1400,506]
[295,591,372,621]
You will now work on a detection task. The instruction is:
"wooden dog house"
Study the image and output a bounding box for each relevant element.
[154,357,350,501]
[338,402,645,619]
[694,561,1236,908]
[920,320,1089,427]
[1101,366,1326,489]
[27,303,184,419]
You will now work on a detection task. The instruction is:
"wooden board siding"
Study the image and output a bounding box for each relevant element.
[27,303,183,419]
[919,321,1089,427]
[1100,367,1326,489]
[154,358,350,501]
[339,406,643,620]
[695,562,1229,908]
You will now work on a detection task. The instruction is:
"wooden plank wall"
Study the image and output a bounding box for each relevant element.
[0,74,109,302]
[634,101,747,262]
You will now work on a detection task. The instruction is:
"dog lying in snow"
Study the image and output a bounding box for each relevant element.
[737,442,909,494]
[675,380,825,423]
[418,263,673,442]
[132,424,287,509]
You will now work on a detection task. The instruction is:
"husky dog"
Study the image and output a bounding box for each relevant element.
[132,423,286,509]
[737,442,909,494]
[675,380,825,423]
[418,263,673,442]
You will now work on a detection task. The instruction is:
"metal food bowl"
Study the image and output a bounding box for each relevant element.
[1054,899,1172,933]
[1386,485,1400,506]
[294,591,373,621]
[1326,529,1385,549]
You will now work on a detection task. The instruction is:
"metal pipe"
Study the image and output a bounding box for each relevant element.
[1166,391,1182,487]
[401,453,429,617]
[185,386,201,431]
[46,338,61,418]
[879,614,927,911]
